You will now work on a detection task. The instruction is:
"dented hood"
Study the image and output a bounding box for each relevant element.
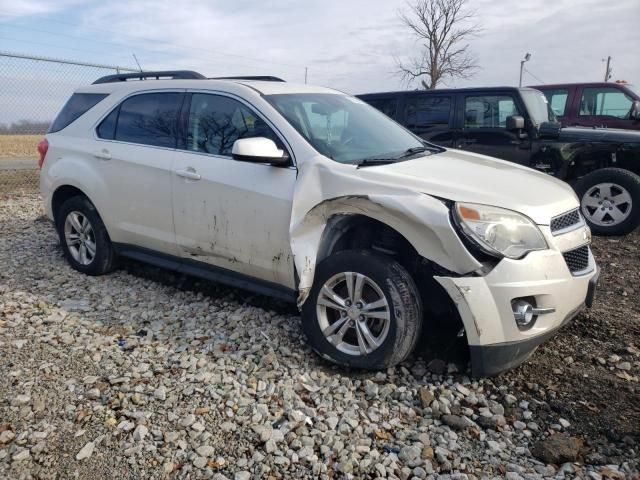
[363,149,579,225]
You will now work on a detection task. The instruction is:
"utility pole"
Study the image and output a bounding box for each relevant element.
[603,56,612,82]
[519,53,531,87]
[304,67,308,84]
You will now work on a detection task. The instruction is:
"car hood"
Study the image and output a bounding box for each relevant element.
[362,149,578,225]
[559,126,640,143]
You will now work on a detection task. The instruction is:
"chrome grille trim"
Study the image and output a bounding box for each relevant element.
[550,208,584,236]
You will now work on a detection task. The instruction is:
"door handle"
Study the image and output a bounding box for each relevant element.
[175,167,201,181]
[93,149,111,160]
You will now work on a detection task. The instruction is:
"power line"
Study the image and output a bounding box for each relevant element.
[523,66,545,85]
[1,17,306,70]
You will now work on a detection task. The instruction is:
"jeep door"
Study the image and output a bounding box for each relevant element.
[455,92,532,165]
[401,93,455,147]
[93,91,184,256]
[171,92,296,288]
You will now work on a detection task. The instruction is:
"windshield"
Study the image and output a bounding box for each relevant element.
[625,84,639,97]
[521,90,556,125]
[265,93,430,164]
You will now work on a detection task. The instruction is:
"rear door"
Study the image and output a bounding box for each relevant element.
[576,85,635,129]
[403,93,455,147]
[171,92,297,288]
[455,91,531,165]
[94,91,184,255]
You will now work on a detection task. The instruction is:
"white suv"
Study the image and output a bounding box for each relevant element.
[39,70,599,376]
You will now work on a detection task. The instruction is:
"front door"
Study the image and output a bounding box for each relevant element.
[171,92,297,288]
[456,92,531,165]
[576,85,635,129]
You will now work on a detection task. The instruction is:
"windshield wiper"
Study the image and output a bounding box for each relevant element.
[357,146,431,167]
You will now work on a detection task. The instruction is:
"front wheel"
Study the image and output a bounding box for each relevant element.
[302,250,423,370]
[575,168,640,236]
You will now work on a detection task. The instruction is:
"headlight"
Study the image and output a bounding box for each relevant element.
[454,202,547,259]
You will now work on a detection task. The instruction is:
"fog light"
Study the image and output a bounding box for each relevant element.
[513,300,535,326]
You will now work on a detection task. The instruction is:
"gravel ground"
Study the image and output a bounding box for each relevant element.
[1,194,638,480]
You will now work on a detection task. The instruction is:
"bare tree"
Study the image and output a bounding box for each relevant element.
[397,0,480,89]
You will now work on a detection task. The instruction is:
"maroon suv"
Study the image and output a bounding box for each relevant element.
[531,82,640,130]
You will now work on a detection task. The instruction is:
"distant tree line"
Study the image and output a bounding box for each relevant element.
[0,120,51,135]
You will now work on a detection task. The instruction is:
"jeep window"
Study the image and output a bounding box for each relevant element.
[579,87,633,118]
[405,95,451,128]
[366,98,398,119]
[113,92,183,148]
[521,90,555,125]
[185,94,283,156]
[49,93,108,133]
[542,89,569,116]
[464,95,520,128]
[265,93,426,164]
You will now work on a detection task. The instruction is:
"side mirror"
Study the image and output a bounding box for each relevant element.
[630,100,640,121]
[232,137,290,166]
[506,115,525,130]
[538,121,561,139]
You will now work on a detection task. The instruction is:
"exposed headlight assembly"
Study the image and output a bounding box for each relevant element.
[454,202,547,259]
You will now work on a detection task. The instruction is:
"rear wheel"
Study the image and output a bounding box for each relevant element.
[55,196,116,275]
[575,168,640,236]
[302,250,422,369]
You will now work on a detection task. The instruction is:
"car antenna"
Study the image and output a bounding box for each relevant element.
[132,53,143,72]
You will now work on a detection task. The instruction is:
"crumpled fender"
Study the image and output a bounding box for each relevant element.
[290,157,482,306]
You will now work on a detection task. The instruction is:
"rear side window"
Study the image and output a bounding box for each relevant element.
[405,96,451,128]
[543,89,569,116]
[366,98,398,119]
[107,93,183,148]
[49,93,108,133]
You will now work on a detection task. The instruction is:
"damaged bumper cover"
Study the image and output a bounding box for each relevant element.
[435,248,600,377]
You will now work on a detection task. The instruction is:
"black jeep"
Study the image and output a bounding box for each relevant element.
[358,87,640,235]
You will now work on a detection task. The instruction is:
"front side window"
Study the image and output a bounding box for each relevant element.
[405,95,451,128]
[49,93,108,133]
[186,93,282,156]
[521,90,555,125]
[112,92,182,148]
[580,87,633,118]
[265,93,426,164]
[464,95,521,128]
[543,89,569,116]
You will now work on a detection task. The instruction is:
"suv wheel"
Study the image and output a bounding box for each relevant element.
[55,196,116,275]
[575,168,640,236]
[302,250,422,369]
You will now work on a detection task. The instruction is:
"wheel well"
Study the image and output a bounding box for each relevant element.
[51,185,87,221]
[318,214,466,357]
[566,149,640,181]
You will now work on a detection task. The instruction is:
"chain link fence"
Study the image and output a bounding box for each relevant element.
[0,52,136,194]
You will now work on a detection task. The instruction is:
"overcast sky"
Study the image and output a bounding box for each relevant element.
[0,0,639,122]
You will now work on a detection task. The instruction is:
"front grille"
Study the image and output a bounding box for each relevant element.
[551,208,582,234]
[563,245,590,274]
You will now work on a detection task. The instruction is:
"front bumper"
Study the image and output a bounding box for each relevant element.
[435,247,599,377]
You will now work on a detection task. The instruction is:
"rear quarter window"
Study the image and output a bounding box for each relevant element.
[48,93,108,133]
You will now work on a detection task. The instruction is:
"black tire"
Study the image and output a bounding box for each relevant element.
[55,196,116,275]
[302,250,422,369]
[574,168,640,236]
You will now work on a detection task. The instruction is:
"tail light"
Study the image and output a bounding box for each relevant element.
[37,138,49,169]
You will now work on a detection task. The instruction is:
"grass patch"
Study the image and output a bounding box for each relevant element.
[0,135,41,158]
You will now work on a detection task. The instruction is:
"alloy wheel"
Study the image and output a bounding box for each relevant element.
[581,182,632,227]
[316,272,391,356]
[64,211,96,265]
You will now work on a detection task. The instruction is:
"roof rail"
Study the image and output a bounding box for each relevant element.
[93,70,206,84]
[212,76,285,82]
